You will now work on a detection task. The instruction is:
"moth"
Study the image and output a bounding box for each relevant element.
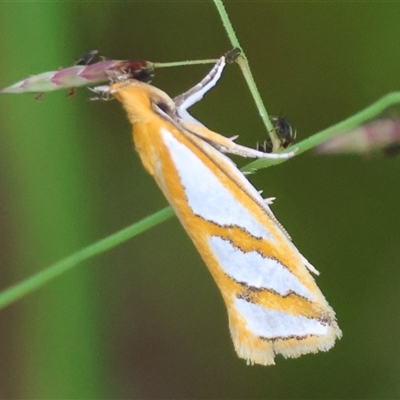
[93,53,341,365]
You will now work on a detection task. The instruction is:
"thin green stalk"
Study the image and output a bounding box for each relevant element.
[213,0,280,150]
[2,0,400,312]
[0,207,174,310]
[296,92,400,153]
[213,0,241,49]
[243,91,400,171]
[154,59,218,68]
[2,90,400,309]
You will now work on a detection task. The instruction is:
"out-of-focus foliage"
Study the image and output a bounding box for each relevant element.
[1,2,400,399]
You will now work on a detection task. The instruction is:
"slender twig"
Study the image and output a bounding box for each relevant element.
[0,207,174,309]
[1,1,400,309]
[243,92,400,171]
[154,59,218,68]
[213,0,280,151]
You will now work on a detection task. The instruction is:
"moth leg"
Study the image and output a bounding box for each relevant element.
[181,119,297,160]
[173,56,227,125]
[217,140,297,160]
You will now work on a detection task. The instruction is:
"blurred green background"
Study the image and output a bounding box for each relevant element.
[1,2,400,398]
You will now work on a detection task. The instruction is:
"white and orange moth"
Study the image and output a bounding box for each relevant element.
[93,54,342,366]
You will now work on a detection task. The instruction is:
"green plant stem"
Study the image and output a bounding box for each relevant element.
[154,59,218,68]
[297,92,400,152]
[0,207,174,310]
[2,91,400,309]
[213,0,280,151]
[213,0,241,49]
[243,91,400,171]
[3,0,400,312]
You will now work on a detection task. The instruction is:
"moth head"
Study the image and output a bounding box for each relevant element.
[109,79,176,124]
